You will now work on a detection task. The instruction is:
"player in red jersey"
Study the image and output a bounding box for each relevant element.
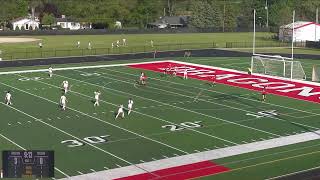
[139,72,147,85]
[210,74,217,87]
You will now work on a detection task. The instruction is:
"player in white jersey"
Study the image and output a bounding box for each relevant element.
[94,90,101,107]
[173,66,177,76]
[62,81,69,94]
[60,94,67,111]
[115,104,124,119]
[127,98,133,115]
[48,66,53,78]
[5,91,12,105]
[183,69,188,79]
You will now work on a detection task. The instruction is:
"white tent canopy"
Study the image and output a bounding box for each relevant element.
[279,21,320,42]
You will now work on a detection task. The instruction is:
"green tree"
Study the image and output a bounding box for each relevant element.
[219,1,238,31]
[269,0,293,27]
[294,0,320,22]
[42,13,55,25]
[190,0,222,28]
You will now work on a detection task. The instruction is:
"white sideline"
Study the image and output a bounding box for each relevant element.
[60,130,320,180]
[0,60,167,75]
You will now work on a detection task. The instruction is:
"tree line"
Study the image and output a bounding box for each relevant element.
[0,0,319,30]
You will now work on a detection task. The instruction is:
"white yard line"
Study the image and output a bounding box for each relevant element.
[0,102,132,164]
[80,69,281,137]
[104,66,320,131]
[2,80,188,156]
[108,63,320,118]
[0,60,169,75]
[47,73,238,145]
[59,129,320,180]
[0,130,70,178]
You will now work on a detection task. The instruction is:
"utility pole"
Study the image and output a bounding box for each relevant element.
[167,0,171,16]
[265,0,269,27]
[316,7,318,41]
[316,7,319,23]
[223,0,226,32]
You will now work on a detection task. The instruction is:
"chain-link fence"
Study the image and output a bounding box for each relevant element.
[0,40,307,61]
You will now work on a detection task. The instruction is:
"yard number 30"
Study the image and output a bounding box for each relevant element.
[61,135,110,148]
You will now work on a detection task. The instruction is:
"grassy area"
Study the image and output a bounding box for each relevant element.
[0,32,276,60]
[0,57,320,179]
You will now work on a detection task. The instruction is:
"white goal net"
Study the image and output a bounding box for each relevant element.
[251,55,306,80]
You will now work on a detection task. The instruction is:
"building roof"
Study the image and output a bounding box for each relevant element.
[11,17,39,24]
[280,21,320,29]
[56,17,78,23]
[151,16,190,26]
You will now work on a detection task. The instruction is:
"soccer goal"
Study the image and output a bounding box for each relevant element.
[250,10,306,80]
[251,55,306,80]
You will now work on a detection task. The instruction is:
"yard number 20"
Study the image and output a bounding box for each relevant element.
[162,121,202,131]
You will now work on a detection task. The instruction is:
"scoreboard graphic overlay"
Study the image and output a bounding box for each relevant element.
[2,150,54,178]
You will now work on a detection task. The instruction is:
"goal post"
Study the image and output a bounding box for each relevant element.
[251,55,306,80]
[250,10,306,80]
[312,65,320,82]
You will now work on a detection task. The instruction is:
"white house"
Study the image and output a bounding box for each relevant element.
[56,15,90,30]
[11,16,40,30]
[279,21,320,42]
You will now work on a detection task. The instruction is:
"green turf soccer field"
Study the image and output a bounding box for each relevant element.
[0,57,320,180]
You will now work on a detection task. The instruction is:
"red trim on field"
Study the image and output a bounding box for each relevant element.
[128,61,320,104]
[115,161,229,180]
[295,22,320,29]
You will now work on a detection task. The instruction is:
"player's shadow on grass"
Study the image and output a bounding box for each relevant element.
[90,99,95,104]
[214,93,256,106]
[112,109,129,118]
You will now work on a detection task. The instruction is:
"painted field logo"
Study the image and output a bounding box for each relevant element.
[128,61,320,104]
[246,110,278,118]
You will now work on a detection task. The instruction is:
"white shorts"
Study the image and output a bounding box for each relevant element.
[128,104,133,109]
[118,110,124,114]
[61,101,66,105]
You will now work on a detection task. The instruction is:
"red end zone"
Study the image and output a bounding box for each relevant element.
[129,61,320,104]
[115,161,229,180]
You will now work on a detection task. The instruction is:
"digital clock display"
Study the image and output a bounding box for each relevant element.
[2,150,54,178]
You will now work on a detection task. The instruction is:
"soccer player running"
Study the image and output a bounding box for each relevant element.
[115,104,125,119]
[62,80,69,94]
[128,98,133,115]
[183,69,188,79]
[139,72,147,86]
[5,91,12,105]
[60,94,68,111]
[262,86,267,102]
[48,66,53,78]
[209,74,216,87]
[94,90,101,107]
